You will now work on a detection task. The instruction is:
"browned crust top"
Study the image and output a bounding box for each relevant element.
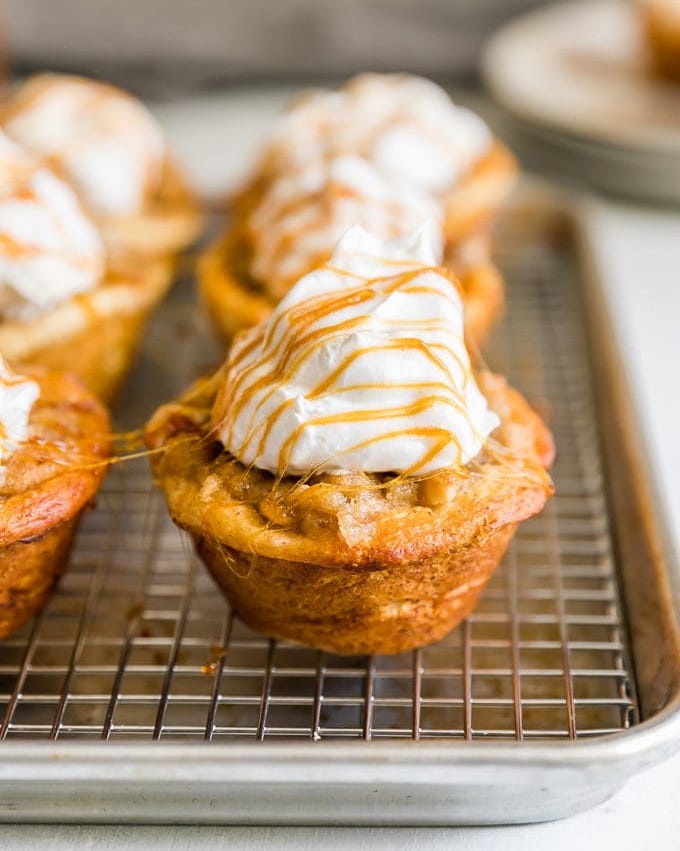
[146,370,553,570]
[0,368,111,545]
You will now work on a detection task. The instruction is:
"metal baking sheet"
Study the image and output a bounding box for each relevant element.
[0,188,678,824]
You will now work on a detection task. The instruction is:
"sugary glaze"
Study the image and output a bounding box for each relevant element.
[0,130,104,320]
[212,227,499,476]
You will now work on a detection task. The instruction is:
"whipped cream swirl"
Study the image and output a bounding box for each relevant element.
[213,225,499,477]
[0,356,39,476]
[249,155,442,298]
[260,73,492,195]
[0,132,105,321]
[3,74,165,217]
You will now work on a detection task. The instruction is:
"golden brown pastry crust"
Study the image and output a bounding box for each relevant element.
[0,256,175,402]
[0,516,80,639]
[196,523,517,655]
[198,227,272,343]
[441,142,518,244]
[198,225,504,352]
[98,159,202,259]
[0,368,110,637]
[146,370,553,655]
[445,234,505,350]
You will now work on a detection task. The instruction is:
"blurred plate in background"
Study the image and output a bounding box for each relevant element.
[483,0,680,203]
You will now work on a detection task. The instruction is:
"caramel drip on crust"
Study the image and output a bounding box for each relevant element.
[216,260,481,476]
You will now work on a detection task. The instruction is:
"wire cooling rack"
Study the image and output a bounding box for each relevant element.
[0,226,639,744]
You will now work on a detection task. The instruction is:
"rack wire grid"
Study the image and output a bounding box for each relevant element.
[0,226,639,744]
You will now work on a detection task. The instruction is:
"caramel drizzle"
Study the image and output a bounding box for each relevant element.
[263,78,411,171]
[250,161,438,293]
[1,75,163,208]
[247,78,488,303]
[0,150,101,275]
[214,260,484,476]
[261,75,484,194]
[222,268,467,447]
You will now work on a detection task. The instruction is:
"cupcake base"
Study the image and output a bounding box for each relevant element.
[0,516,81,639]
[199,229,272,344]
[195,524,516,656]
[0,257,174,403]
[0,367,110,638]
[11,303,154,403]
[146,371,553,657]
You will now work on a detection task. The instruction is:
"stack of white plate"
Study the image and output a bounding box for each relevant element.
[483,0,680,204]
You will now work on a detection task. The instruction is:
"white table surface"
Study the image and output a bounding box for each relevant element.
[5,89,680,848]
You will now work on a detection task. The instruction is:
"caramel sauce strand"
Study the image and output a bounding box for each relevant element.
[235,334,467,460]
[277,398,469,472]
[216,258,482,476]
[222,268,459,446]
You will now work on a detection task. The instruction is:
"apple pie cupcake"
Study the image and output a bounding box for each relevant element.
[0,131,173,401]
[236,73,518,244]
[200,156,504,349]
[149,226,553,655]
[0,73,201,259]
[0,355,110,638]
